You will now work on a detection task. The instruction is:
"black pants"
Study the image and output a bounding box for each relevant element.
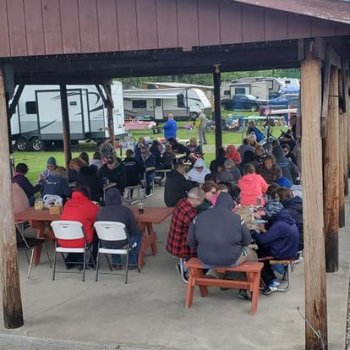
[256,247,276,286]
[65,234,99,267]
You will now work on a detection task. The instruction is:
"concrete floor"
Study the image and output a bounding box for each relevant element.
[0,187,349,350]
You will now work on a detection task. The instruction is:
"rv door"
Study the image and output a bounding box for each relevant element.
[36,89,84,141]
[154,98,163,120]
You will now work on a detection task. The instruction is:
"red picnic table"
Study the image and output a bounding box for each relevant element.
[130,206,173,268]
[15,207,61,265]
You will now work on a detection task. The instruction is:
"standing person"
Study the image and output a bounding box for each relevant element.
[13,163,41,206]
[134,137,147,161]
[166,187,205,283]
[163,113,177,140]
[196,110,207,145]
[96,188,140,270]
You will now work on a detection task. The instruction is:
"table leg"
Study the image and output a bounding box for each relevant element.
[137,223,158,269]
[30,221,46,266]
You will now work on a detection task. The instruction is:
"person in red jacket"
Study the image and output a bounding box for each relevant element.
[225,144,241,165]
[59,187,99,268]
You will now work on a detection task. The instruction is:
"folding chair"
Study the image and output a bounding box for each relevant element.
[16,221,52,279]
[94,221,139,284]
[51,220,94,282]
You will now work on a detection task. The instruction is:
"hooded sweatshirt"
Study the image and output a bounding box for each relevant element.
[187,193,251,266]
[272,144,299,183]
[252,211,299,259]
[186,159,211,184]
[96,188,139,246]
[225,145,241,164]
[164,169,196,207]
[59,191,99,248]
[238,173,268,206]
[77,165,102,202]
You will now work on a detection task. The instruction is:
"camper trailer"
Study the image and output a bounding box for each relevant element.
[11,82,125,151]
[123,88,211,122]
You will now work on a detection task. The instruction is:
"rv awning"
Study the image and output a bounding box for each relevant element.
[123,88,185,100]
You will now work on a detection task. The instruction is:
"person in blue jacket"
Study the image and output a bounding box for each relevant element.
[163,113,177,140]
[252,210,299,294]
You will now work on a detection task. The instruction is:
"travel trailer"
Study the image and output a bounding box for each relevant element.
[123,87,212,122]
[11,82,125,151]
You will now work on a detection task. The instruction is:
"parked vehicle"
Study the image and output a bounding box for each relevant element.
[259,94,299,115]
[221,94,260,112]
[123,87,211,122]
[11,82,125,151]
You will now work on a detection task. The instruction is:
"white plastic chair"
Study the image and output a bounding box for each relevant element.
[51,220,94,281]
[94,221,132,284]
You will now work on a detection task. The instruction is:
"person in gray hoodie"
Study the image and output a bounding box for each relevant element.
[96,188,140,269]
[187,192,256,266]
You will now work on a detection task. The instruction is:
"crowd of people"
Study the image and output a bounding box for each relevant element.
[12,121,303,296]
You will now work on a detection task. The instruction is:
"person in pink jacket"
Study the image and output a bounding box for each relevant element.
[238,163,268,206]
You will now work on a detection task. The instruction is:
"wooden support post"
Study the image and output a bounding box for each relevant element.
[0,68,24,328]
[60,85,72,170]
[339,112,345,228]
[343,114,348,196]
[213,64,222,157]
[323,66,339,273]
[301,57,328,349]
[105,84,115,147]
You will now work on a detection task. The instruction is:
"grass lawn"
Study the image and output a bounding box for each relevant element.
[14,112,287,184]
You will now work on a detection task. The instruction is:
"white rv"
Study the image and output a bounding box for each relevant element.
[11,82,125,151]
[123,88,212,122]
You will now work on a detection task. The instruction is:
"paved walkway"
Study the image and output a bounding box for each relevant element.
[0,187,349,350]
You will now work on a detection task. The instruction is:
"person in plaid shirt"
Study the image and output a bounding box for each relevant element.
[166,187,205,283]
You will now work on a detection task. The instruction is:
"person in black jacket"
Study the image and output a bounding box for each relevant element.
[76,164,102,202]
[164,162,196,207]
[99,155,127,195]
[168,137,190,157]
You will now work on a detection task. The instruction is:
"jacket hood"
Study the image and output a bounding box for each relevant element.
[105,188,122,206]
[272,144,286,162]
[215,192,235,211]
[69,191,90,205]
[282,196,302,211]
[276,210,295,225]
[194,158,206,168]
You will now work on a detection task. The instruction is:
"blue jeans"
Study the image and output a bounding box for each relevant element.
[111,233,141,267]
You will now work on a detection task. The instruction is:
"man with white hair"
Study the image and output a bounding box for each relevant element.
[166,187,205,283]
[196,109,208,145]
[163,113,177,140]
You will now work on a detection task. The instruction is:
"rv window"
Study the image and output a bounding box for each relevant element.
[132,100,147,109]
[155,98,161,107]
[234,88,246,95]
[223,90,230,96]
[69,101,77,106]
[25,101,37,114]
[177,94,185,108]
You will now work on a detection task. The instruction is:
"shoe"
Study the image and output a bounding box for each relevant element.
[128,265,137,270]
[262,286,278,295]
[145,193,153,198]
[270,280,280,288]
[112,264,122,270]
[176,263,189,284]
[66,263,76,270]
[238,289,251,300]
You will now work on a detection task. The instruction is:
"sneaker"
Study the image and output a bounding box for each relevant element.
[238,289,251,300]
[175,263,189,284]
[270,279,280,288]
[112,264,123,270]
[262,286,278,295]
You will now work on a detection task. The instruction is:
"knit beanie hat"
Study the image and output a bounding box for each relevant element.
[47,157,57,166]
[265,200,284,218]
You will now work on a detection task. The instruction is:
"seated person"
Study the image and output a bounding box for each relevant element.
[89,151,103,169]
[39,157,57,181]
[150,140,163,169]
[161,144,176,169]
[167,137,190,157]
[139,145,156,197]
[252,208,299,295]
[217,159,241,185]
[237,138,255,159]
[196,181,218,213]
[59,187,99,268]
[122,149,143,187]
[186,159,211,184]
[76,163,102,203]
[257,155,282,184]
[209,146,226,174]
[246,121,265,142]
[41,166,71,201]
[78,152,89,165]
[187,137,203,163]
[164,162,197,207]
[68,157,86,183]
[99,153,127,195]
[13,163,40,206]
[225,144,241,165]
[96,188,140,269]
[238,164,268,206]
[188,192,256,267]
[12,182,30,215]
[166,187,205,283]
